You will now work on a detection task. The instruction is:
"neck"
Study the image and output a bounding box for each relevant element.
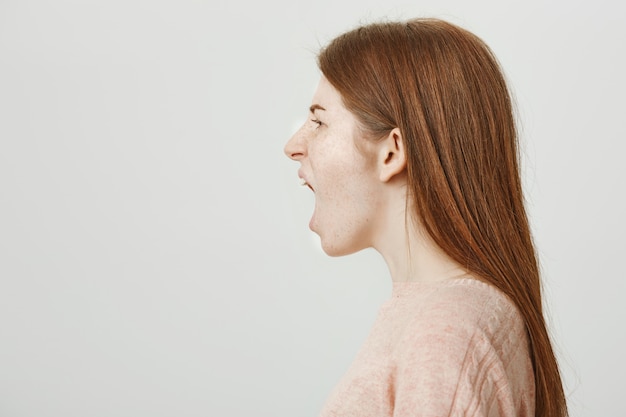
[372,188,467,283]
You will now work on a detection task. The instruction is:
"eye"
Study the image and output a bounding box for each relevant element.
[311,118,323,128]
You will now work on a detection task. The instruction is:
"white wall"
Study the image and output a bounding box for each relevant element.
[0,1,624,416]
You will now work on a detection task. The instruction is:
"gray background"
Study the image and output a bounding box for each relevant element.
[1,0,624,416]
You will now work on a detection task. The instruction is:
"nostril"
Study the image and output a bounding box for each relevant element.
[285,140,305,160]
[284,140,301,160]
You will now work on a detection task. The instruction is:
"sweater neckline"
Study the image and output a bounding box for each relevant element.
[390,276,478,299]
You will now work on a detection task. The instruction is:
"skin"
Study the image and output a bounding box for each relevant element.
[285,76,466,283]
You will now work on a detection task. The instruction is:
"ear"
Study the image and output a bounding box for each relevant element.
[377,128,406,183]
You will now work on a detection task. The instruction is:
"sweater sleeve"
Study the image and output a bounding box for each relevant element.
[391,287,534,417]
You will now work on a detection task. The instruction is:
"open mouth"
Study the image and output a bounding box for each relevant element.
[300,178,315,192]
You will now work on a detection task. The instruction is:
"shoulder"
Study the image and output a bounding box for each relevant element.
[401,277,525,343]
[392,278,528,364]
[390,278,533,415]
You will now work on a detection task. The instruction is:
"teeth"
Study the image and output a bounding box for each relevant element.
[300,178,308,186]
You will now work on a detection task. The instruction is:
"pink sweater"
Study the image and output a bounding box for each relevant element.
[319,278,535,417]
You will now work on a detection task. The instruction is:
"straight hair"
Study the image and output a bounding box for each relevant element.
[318,18,567,417]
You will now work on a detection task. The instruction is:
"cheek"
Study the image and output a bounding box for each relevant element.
[318,160,376,218]
[311,137,376,210]
[316,157,362,199]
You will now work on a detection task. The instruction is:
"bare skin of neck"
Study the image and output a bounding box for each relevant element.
[371,176,468,284]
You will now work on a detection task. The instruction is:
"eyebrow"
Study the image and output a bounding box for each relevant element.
[309,104,326,113]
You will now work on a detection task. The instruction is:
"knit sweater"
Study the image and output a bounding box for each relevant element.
[318,277,535,417]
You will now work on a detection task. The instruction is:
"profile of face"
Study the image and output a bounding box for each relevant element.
[284,77,385,257]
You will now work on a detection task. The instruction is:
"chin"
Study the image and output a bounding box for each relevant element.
[320,237,363,257]
[313,219,370,257]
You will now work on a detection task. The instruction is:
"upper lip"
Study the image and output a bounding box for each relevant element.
[298,170,314,192]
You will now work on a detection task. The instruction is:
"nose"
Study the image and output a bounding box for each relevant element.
[284,126,306,161]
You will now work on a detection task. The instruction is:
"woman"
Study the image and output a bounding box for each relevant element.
[284,18,567,417]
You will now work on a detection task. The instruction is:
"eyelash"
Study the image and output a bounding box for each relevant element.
[311,118,322,128]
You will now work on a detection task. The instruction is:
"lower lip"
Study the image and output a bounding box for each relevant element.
[308,207,316,231]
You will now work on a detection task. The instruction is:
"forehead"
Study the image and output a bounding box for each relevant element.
[311,76,349,115]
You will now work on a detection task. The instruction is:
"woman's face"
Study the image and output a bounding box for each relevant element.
[284,77,383,256]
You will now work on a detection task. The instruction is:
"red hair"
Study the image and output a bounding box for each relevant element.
[319,18,567,417]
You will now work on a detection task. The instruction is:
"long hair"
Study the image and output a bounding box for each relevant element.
[318,18,567,417]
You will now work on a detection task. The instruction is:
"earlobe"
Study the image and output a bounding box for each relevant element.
[379,128,407,183]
